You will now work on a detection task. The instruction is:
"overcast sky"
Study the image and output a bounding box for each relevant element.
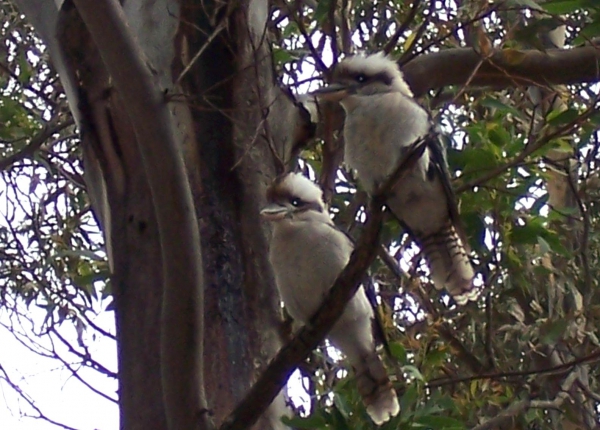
[0,308,118,430]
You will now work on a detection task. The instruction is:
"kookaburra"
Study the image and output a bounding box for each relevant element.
[261,173,399,425]
[313,53,477,305]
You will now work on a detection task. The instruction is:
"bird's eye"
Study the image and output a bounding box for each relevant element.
[290,198,303,207]
[355,74,368,83]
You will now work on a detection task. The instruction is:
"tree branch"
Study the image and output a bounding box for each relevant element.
[470,399,530,430]
[470,370,579,430]
[403,40,600,97]
[69,1,210,430]
[427,349,600,389]
[0,118,74,171]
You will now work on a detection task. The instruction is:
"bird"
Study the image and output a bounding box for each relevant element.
[261,172,400,425]
[312,52,477,305]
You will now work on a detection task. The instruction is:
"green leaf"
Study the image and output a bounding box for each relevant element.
[539,231,569,256]
[510,217,546,245]
[415,415,466,429]
[461,146,500,173]
[480,97,525,119]
[400,385,419,412]
[282,20,299,37]
[488,125,512,148]
[333,392,352,420]
[389,341,407,363]
[18,54,33,83]
[542,0,591,14]
[282,414,328,429]
[423,347,448,369]
[546,108,580,126]
[402,365,425,382]
[461,211,486,251]
[539,319,567,345]
[313,0,331,23]
[272,47,296,65]
[573,21,600,45]
[537,236,551,255]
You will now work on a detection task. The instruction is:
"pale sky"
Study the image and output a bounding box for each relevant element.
[0,308,118,430]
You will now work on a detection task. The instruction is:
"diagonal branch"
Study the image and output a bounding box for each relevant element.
[427,349,600,389]
[0,364,80,430]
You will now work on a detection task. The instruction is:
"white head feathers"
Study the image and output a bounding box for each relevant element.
[267,172,325,210]
[336,52,414,97]
[280,173,324,204]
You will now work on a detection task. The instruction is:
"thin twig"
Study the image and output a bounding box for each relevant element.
[0,364,81,430]
[383,0,421,55]
[176,23,226,85]
[428,350,600,389]
[0,118,75,171]
[398,0,434,65]
[288,5,329,74]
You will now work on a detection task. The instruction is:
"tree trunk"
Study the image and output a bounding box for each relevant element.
[13,0,307,428]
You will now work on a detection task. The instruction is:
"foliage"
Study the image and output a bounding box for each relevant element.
[270,0,600,428]
[0,1,115,427]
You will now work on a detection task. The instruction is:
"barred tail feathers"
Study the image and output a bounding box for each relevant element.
[420,223,477,305]
[354,352,400,425]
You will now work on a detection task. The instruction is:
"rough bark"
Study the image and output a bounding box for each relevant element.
[173,0,303,425]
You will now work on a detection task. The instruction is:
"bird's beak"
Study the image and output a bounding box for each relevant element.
[260,204,290,221]
[310,83,351,102]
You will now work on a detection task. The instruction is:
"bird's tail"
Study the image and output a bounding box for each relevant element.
[354,353,399,426]
[420,222,477,305]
